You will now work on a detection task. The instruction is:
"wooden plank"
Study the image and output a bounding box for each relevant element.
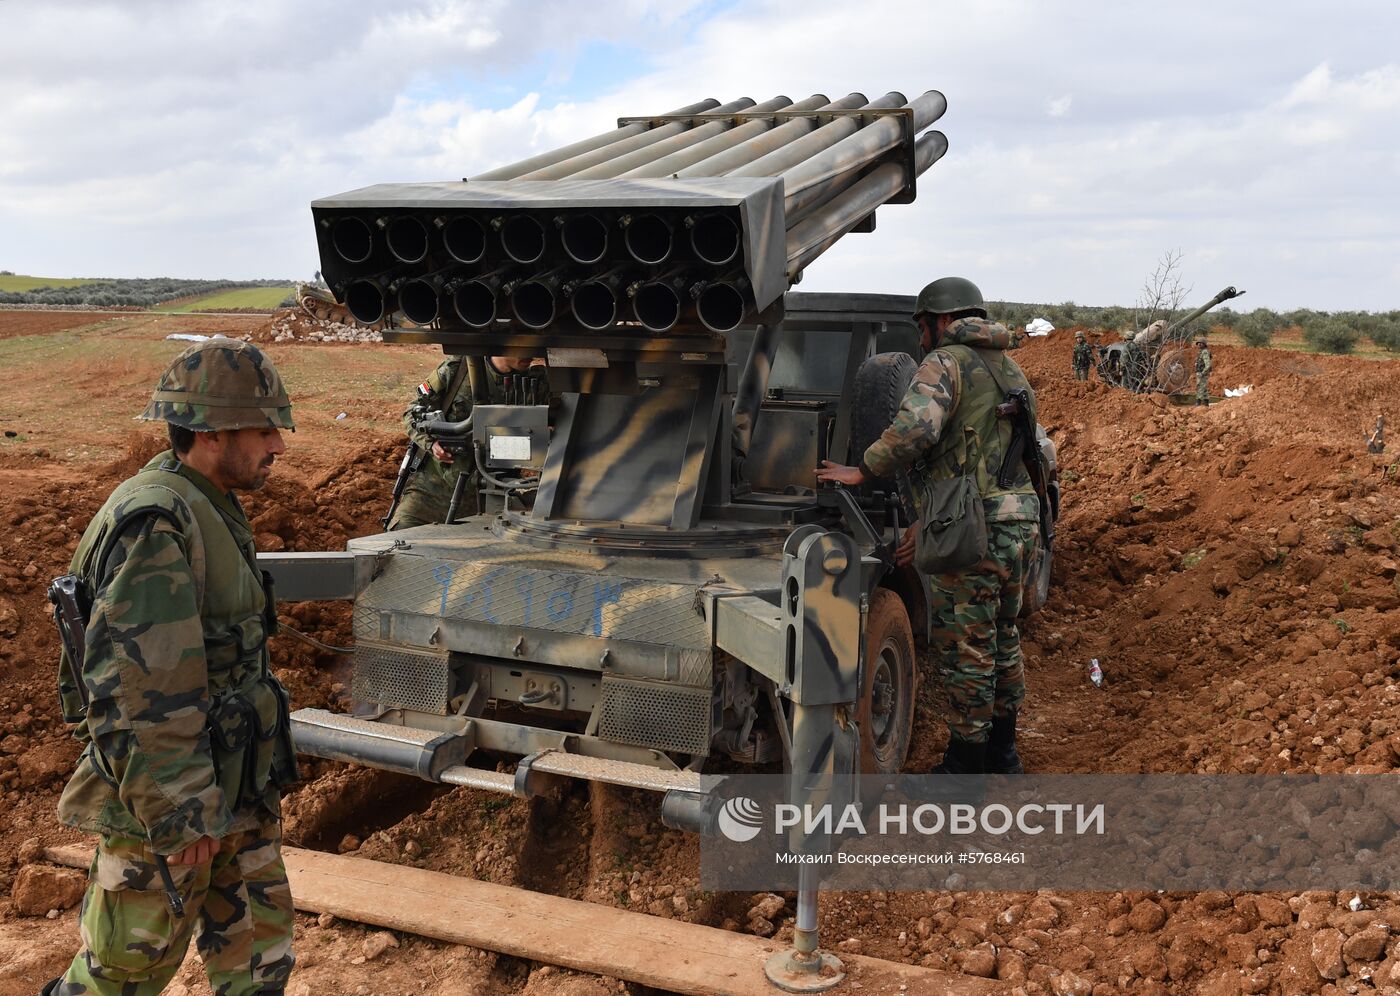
[45,844,1001,996]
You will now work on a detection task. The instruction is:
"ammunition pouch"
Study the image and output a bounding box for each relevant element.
[914,427,988,574]
[914,475,988,574]
[209,674,299,811]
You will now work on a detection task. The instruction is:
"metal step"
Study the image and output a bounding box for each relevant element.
[292,707,700,796]
[523,753,701,793]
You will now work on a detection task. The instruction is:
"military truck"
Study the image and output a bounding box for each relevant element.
[274,289,1058,784]
[262,91,1058,987]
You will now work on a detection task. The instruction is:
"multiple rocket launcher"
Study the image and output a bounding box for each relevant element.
[312,91,948,337]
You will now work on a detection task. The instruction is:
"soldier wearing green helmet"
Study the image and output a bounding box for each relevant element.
[817,277,1040,776]
[1195,334,1212,406]
[1072,330,1093,380]
[46,337,297,996]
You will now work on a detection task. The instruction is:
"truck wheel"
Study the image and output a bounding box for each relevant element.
[858,589,916,773]
[850,352,917,476]
[1155,346,1191,394]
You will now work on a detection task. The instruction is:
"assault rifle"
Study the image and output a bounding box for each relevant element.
[995,388,1054,546]
[381,441,427,529]
[47,575,187,919]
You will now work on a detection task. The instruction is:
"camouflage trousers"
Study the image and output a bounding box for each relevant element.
[926,519,1038,743]
[388,463,478,530]
[58,818,294,996]
[1072,365,1089,381]
[1196,374,1210,406]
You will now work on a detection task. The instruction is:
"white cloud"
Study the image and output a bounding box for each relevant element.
[1,0,1398,310]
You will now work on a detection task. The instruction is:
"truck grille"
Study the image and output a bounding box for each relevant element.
[599,677,711,756]
[352,641,452,714]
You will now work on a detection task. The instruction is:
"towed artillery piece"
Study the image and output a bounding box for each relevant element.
[1096,285,1245,393]
[260,91,1058,989]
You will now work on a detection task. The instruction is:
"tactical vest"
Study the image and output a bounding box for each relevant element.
[62,454,297,822]
[916,344,1038,523]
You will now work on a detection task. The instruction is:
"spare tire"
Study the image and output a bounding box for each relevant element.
[850,352,917,477]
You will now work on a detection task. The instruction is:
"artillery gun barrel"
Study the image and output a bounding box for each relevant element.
[497,214,548,264]
[786,130,948,276]
[439,214,487,264]
[557,213,610,264]
[510,268,570,330]
[566,96,786,180]
[621,212,674,265]
[317,89,951,334]
[692,273,750,333]
[1163,286,1246,337]
[344,269,410,325]
[631,269,690,332]
[398,268,461,326]
[330,216,375,264]
[568,267,630,331]
[383,214,430,264]
[672,93,869,178]
[780,90,947,219]
[453,268,512,328]
[621,94,831,178]
[472,98,721,180]
[516,97,753,180]
[686,212,742,266]
[726,92,908,181]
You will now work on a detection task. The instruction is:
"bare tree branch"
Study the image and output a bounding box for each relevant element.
[1134,249,1192,328]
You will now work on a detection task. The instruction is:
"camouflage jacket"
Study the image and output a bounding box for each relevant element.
[1072,341,1093,368]
[863,318,1040,523]
[1196,347,1212,375]
[57,454,287,854]
[402,359,512,478]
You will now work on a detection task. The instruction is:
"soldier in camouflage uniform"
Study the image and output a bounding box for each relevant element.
[388,354,545,529]
[1194,336,1212,406]
[47,338,299,996]
[817,277,1040,775]
[1072,331,1092,381]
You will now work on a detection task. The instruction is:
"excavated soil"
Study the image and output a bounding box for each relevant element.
[0,311,123,340]
[2,312,1400,995]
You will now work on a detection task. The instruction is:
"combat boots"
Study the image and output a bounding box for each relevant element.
[986,711,1025,774]
[931,735,986,775]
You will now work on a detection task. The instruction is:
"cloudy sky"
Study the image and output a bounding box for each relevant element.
[2,0,1397,310]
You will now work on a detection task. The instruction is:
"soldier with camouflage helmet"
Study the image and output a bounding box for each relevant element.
[816,277,1040,775]
[389,354,546,529]
[1072,331,1092,381]
[46,337,298,996]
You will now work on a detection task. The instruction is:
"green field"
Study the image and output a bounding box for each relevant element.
[153,286,295,312]
[0,274,106,292]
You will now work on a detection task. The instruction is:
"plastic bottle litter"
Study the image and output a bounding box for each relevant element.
[1088,659,1104,687]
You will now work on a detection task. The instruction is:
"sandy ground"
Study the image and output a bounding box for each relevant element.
[2,310,1399,995]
